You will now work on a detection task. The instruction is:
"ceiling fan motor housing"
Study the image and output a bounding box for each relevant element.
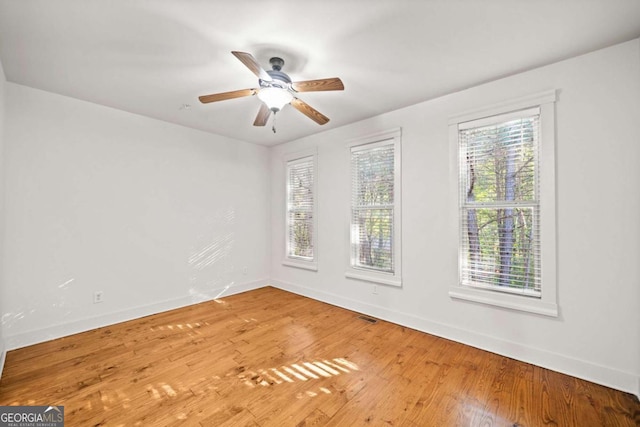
[263,71,292,90]
[260,57,292,90]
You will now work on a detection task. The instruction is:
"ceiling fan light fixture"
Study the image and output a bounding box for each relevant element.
[258,87,293,112]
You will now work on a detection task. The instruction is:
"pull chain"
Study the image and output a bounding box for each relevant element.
[272,111,277,133]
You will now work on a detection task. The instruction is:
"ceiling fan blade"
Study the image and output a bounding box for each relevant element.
[253,103,272,126]
[292,77,344,92]
[291,98,330,125]
[231,51,272,81]
[198,88,257,104]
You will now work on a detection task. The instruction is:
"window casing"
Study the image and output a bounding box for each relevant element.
[346,129,402,287]
[449,91,557,316]
[284,150,317,271]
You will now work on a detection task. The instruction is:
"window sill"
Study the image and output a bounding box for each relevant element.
[449,286,558,317]
[283,260,318,271]
[345,271,401,287]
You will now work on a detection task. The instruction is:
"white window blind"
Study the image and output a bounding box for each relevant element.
[351,141,395,273]
[459,108,541,297]
[287,156,315,261]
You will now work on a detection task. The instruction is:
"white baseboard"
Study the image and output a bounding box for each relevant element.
[269,279,640,400]
[4,279,269,351]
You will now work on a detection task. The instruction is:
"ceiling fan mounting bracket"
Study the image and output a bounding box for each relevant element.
[269,57,285,71]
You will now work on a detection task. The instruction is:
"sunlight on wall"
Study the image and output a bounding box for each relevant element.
[188,207,236,301]
[0,277,75,334]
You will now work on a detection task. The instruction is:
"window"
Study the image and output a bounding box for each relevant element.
[460,108,541,295]
[346,129,402,287]
[449,91,557,316]
[284,149,317,271]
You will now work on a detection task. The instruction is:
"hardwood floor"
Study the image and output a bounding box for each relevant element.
[0,287,638,426]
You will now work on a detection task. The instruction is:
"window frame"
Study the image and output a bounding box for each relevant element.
[283,148,318,271]
[345,128,402,287]
[449,90,558,316]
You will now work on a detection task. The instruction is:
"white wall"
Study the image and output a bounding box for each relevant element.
[0,59,6,377]
[269,39,640,397]
[1,83,271,349]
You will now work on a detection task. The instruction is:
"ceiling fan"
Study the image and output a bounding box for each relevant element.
[199,51,344,131]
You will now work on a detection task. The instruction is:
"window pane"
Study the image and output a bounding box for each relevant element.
[289,161,314,210]
[462,117,537,203]
[288,211,313,259]
[352,145,394,206]
[352,208,393,272]
[461,207,540,294]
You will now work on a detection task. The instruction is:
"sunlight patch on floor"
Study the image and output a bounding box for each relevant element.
[160,383,177,397]
[237,358,360,392]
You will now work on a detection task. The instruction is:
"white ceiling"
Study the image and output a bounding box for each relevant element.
[1,1,639,146]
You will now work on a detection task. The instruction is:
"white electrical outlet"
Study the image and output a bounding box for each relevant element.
[373,285,378,295]
[93,291,104,304]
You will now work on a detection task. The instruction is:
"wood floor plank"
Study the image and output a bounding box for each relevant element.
[0,286,638,426]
